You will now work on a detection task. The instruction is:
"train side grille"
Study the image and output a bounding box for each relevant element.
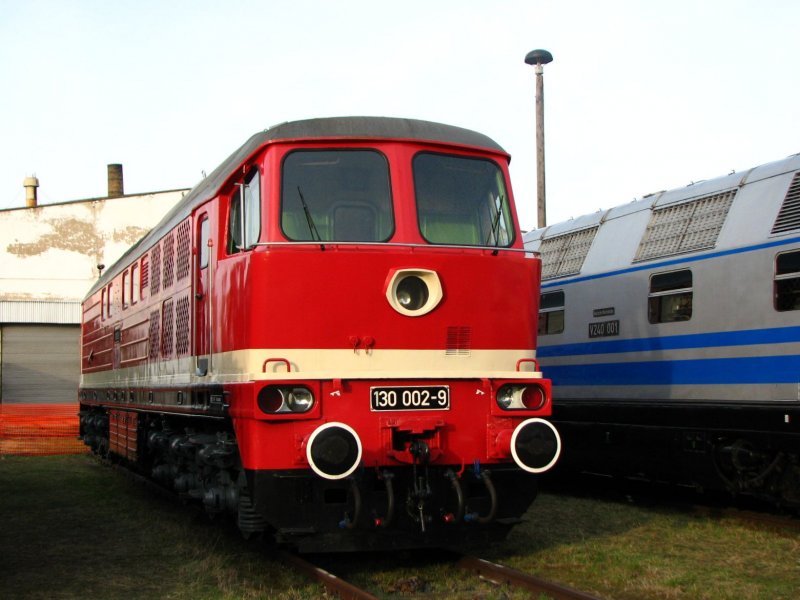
[772,172,800,234]
[539,226,598,280]
[634,189,736,262]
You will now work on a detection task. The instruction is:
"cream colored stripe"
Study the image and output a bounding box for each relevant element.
[81,348,542,387]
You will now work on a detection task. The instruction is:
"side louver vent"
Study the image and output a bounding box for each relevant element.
[634,189,736,262]
[446,326,472,356]
[539,227,598,280]
[772,172,800,234]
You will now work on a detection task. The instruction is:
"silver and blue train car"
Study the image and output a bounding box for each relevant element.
[524,153,800,506]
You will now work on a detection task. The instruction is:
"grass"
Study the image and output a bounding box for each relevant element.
[1,455,799,599]
[482,493,800,599]
[0,454,319,599]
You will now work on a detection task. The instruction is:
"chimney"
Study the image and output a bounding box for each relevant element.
[23,176,39,208]
[107,163,124,198]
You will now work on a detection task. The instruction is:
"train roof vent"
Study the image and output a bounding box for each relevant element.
[634,189,736,262]
[771,172,800,234]
[539,226,598,280]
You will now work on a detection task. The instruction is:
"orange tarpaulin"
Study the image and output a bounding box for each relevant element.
[0,403,87,456]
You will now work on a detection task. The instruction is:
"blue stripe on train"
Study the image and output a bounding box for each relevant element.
[542,354,800,386]
[538,326,800,358]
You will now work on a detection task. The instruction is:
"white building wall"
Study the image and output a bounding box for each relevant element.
[0,190,187,314]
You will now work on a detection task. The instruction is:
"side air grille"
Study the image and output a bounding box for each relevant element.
[772,172,800,234]
[539,227,598,280]
[634,189,736,262]
[150,245,161,296]
[148,309,160,360]
[162,231,175,289]
[161,298,174,359]
[176,220,191,281]
[175,295,190,356]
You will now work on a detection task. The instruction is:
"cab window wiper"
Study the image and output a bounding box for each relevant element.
[297,186,325,249]
[486,194,505,252]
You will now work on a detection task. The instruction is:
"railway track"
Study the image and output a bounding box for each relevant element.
[456,555,604,600]
[281,550,605,600]
[110,461,604,599]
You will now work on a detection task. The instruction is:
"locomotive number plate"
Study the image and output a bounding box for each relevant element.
[370,386,450,411]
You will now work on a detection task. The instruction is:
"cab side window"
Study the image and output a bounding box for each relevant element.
[200,217,210,269]
[228,168,261,254]
[775,250,800,311]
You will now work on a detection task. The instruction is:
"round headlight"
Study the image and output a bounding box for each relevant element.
[258,386,285,413]
[396,276,429,311]
[497,386,515,409]
[521,386,546,410]
[287,387,314,413]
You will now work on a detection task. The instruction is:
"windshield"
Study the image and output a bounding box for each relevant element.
[414,153,513,247]
[281,150,393,242]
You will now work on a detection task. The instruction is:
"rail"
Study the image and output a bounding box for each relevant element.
[457,555,604,600]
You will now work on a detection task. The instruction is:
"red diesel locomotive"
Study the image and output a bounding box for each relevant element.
[79,117,560,552]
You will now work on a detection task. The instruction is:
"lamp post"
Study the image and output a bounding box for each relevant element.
[525,49,553,229]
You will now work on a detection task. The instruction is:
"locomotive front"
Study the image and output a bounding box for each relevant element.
[224,122,560,550]
[79,118,560,552]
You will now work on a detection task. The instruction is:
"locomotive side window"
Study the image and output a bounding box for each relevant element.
[281,150,393,242]
[538,290,565,335]
[414,153,513,247]
[122,270,129,309]
[228,168,261,254]
[775,250,800,311]
[131,263,139,305]
[648,269,692,323]
[199,217,210,269]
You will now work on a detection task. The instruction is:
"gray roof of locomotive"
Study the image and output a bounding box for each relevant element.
[523,151,800,278]
[87,117,507,297]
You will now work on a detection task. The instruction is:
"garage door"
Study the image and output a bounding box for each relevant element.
[1,325,80,404]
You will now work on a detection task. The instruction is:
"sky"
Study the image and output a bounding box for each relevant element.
[1,0,799,231]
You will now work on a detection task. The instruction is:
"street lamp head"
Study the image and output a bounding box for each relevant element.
[525,49,553,66]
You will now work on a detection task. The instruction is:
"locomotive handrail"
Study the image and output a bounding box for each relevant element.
[252,240,540,255]
[118,335,149,350]
[262,358,292,373]
[516,358,540,372]
[85,347,113,357]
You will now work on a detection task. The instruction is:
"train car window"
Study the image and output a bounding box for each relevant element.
[538,290,565,335]
[414,153,513,247]
[227,168,261,254]
[106,282,113,318]
[122,270,129,309]
[101,288,106,320]
[775,250,800,311]
[648,269,692,323]
[281,150,393,242]
[199,217,210,268]
[131,263,139,305]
